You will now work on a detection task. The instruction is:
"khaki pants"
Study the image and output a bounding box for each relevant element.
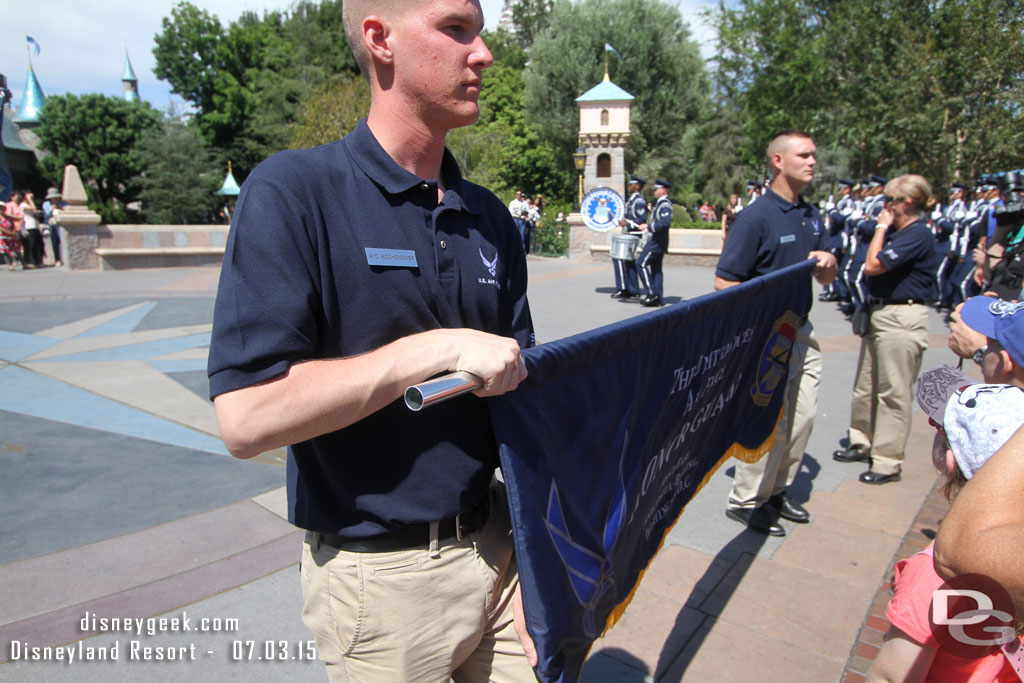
[847,303,929,475]
[729,322,821,509]
[299,489,535,683]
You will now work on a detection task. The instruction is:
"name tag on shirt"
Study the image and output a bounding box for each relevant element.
[780,234,796,244]
[365,248,418,268]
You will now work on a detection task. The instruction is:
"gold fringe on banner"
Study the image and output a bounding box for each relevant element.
[600,403,785,635]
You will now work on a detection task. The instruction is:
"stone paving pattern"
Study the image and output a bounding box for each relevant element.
[0,259,972,682]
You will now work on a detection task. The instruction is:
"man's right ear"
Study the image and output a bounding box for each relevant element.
[363,16,393,65]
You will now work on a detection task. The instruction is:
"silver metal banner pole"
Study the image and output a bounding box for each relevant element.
[404,371,483,411]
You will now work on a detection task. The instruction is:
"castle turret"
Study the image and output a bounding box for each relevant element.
[13,65,45,126]
[121,50,140,103]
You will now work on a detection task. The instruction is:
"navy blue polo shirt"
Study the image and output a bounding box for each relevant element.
[716,188,828,287]
[208,118,534,537]
[866,220,940,301]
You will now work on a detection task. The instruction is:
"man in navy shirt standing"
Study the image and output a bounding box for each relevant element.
[207,1,538,680]
[715,129,837,536]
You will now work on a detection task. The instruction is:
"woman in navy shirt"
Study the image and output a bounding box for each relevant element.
[834,175,940,484]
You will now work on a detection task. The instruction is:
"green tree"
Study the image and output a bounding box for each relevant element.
[524,0,709,191]
[37,94,161,222]
[135,118,220,224]
[508,0,554,49]
[153,1,359,177]
[709,0,1024,187]
[290,76,371,149]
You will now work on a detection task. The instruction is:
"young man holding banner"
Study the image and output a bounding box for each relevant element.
[714,130,837,536]
[207,1,538,680]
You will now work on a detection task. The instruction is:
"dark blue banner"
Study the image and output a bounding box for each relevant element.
[489,260,815,682]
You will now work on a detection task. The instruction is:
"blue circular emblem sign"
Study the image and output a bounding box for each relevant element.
[581,187,625,233]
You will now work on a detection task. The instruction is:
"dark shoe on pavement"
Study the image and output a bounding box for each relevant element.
[725,507,786,536]
[833,445,870,463]
[641,295,662,307]
[610,289,630,299]
[767,492,809,523]
[859,469,901,485]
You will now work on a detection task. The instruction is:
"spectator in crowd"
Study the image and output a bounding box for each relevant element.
[42,188,65,267]
[832,175,940,485]
[720,193,740,243]
[716,129,836,536]
[19,191,43,269]
[699,200,717,222]
[0,201,23,271]
[868,367,1024,682]
[508,189,530,252]
[5,192,25,266]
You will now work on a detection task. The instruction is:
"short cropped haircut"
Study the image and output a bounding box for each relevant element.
[342,0,401,81]
[765,129,814,174]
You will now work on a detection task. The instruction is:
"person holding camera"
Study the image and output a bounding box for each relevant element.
[833,175,940,484]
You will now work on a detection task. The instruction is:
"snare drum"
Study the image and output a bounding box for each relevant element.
[610,233,640,261]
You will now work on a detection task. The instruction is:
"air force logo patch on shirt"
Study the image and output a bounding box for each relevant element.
[478,248,502,289]
[365,248,418,268]
[780,234,796,244]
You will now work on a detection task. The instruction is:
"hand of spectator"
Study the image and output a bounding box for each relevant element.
[972,245,986,266]
[947,302,988,359]
[513,582,538,667]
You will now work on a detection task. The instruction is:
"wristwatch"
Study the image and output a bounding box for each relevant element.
[973,345,988,365]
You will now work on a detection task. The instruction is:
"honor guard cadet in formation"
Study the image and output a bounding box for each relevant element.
[820,178,855,302]
[842,175,888,313]
[636,179,673,307]
[949,178,999,304]
[933,182,968,308]
[611,175,648,300]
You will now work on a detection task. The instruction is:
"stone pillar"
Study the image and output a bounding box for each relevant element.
[567,212,592,261]
[59,165,102,270]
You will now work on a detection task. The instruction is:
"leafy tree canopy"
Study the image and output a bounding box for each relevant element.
[37,94,161,222]
[135,118,221,224]
[524,0,709,190]
[153,0,358,177]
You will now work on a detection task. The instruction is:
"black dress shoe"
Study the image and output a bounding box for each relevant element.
[610,289,629,299]
[767,492,809,523]
[641,295,662,307]
[833,446,870,463]
[859,469,901,485]
[726,507,786,536]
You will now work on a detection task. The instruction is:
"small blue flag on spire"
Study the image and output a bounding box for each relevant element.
[604,43,622,62]
[26,36,41,56]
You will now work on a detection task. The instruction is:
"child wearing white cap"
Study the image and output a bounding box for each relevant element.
[868,366,1024,682]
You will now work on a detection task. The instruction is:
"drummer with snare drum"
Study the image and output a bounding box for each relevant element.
[611,175,648,300]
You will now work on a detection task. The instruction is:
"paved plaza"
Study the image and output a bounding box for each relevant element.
[0,258,968,682]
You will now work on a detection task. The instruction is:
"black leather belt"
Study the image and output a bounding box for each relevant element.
[317,495,491,553]
[871,297,927,306]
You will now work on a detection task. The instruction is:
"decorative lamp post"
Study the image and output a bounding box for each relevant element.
[573,146,586,210]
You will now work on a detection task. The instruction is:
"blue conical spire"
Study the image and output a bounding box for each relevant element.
[122,50,140,103]
[121,51,138,82]
[13,65,45,124]
[216,161,241,196]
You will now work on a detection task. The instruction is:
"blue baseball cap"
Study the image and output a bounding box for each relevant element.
[961,297,1024,367]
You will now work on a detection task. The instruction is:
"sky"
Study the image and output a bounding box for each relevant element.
[2,0,716,114]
